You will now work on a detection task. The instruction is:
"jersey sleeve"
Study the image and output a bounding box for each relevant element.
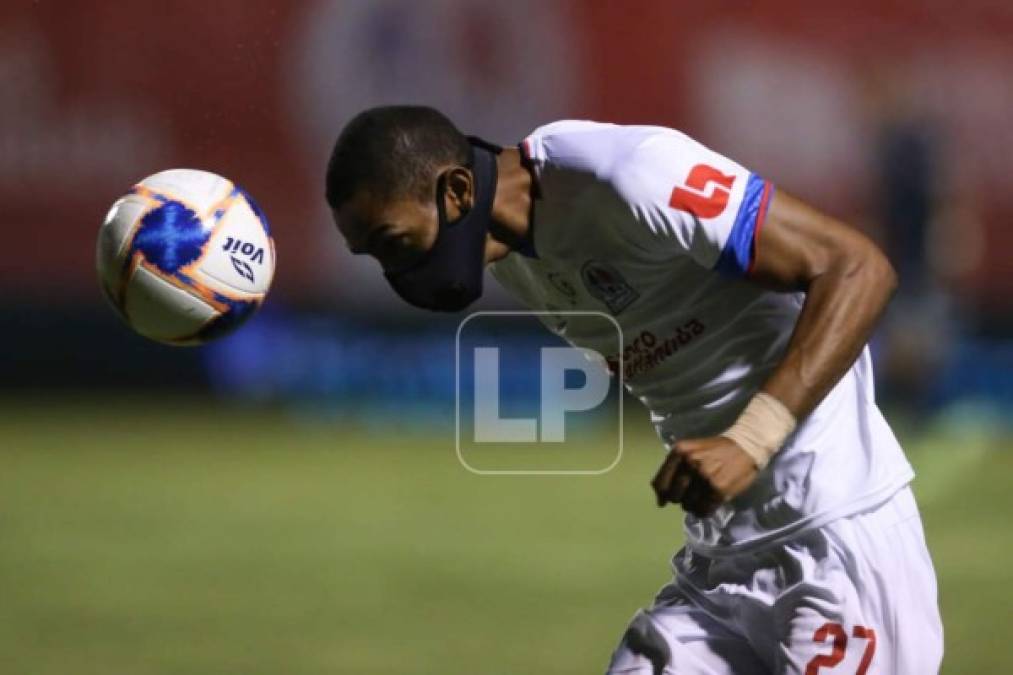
[606,127,775,275]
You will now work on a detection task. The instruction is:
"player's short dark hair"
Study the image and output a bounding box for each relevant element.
[325,105,471,208]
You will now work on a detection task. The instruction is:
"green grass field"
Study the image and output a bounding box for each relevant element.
[0,400,1010,674]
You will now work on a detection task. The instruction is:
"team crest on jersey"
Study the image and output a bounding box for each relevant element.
[580,261,639,314]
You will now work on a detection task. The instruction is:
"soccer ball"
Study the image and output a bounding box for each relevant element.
[96,169,275,345]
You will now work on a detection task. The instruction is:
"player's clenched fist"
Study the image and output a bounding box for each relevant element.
[652,392,800,516]
[650,438,758,516]
[676,437,758,502]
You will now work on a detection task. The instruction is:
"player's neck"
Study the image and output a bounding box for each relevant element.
[484,147,533,264]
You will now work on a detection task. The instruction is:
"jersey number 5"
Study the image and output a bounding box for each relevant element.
[804,623,877,675]
[669,163,736,219]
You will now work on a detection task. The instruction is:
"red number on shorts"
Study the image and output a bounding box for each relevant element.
[804,622,847,675]
[852,626,877,675]
[803,623,877,675]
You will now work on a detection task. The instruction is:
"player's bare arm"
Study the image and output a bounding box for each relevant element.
[653,191,898,514]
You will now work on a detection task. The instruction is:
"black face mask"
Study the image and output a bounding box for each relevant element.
[384,138,499,312]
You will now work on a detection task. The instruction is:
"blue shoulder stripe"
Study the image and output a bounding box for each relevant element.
[714,174,773,277]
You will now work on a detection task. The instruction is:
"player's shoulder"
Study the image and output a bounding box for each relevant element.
[523,120,694,178]
[525,119,691,145]
[522,119,688,165]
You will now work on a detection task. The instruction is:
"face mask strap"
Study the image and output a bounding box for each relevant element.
[465,136,503,156]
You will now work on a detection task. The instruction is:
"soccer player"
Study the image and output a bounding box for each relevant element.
[325,106,943,674]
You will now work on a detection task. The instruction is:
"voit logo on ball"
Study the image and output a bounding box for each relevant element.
[222,236,267,284]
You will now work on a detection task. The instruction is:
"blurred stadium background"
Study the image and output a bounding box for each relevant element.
[1,1,1011,673]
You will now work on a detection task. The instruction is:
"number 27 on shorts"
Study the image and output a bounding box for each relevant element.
[804,622,877,675]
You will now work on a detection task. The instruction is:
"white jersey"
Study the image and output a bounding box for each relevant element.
[490,120,914,553]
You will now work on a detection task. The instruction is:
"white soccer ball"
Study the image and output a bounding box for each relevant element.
[96,169,276,345]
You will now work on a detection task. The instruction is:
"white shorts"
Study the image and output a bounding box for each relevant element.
[606,487,942,675]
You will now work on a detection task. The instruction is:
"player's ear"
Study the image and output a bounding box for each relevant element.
[443,166,474,215]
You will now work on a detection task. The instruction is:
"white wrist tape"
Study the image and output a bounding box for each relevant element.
[721,393,796,470]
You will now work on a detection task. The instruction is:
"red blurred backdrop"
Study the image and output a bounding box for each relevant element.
[2,0,1011,312]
